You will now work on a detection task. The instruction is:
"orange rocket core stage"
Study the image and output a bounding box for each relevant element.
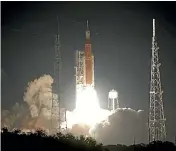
[84,20,93,85]
[85,43,93,85]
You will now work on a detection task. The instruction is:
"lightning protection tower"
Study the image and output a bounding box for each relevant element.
[51,17,67,134]
[149,19,166,142]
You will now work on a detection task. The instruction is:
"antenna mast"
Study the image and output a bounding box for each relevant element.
[148,19,166,142]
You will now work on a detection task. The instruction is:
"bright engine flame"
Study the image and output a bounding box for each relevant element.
[76,86,100,113]
[67,86,110,128]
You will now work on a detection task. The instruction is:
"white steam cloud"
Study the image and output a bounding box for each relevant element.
[2,74,63,131]
[23,74,53,110]
[1,103,28,130]
[90,108,147,145]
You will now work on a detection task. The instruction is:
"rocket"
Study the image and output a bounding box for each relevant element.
[84,20,94,87]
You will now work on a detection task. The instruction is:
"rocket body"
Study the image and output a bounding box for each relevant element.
[75,21,95,110]
[85,43,93,85]
[84,22,94,87]
[75,21,94,91]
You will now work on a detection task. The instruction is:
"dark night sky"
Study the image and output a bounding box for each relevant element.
[1,2,176,141]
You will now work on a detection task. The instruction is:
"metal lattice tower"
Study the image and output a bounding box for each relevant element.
[51,17,62,133]
[148,19,166,142]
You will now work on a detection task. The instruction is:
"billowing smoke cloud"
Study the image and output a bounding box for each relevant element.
[65,107,147,145]
[89,108,148,145]
[69,124,91,136]
[1,74,63,131]
[1,102,28,130]
[22,74,61,130]
[23,74,53,110]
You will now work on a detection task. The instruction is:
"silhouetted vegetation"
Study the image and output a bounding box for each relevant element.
[1,127,103,151]
[1,128,176,151]
[104,142,176,151]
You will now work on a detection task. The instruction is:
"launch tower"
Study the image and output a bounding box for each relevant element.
[148,19,166,142]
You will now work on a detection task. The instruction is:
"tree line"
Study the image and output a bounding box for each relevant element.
[1,128,176,151]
